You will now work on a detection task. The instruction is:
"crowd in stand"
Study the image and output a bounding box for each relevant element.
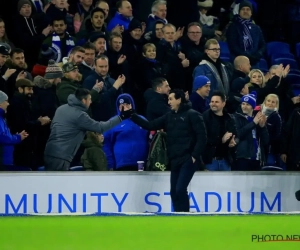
[0,0,300,172]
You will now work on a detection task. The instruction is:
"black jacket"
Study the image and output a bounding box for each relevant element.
[234,112,269,164]
[131,104,207,169]
[0,65,8,94]
[6,92,43,167]
[202,109,237,164]
[281,108,300,165]
[144,89,170,121]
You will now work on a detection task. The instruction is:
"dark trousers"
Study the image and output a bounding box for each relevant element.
[170,158,197,212]
[235,158,261,171]
[44,156,71,171]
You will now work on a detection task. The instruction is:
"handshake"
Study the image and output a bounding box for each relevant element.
[119,107,136,121]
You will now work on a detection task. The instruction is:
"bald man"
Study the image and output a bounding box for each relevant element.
[231,56,251,83]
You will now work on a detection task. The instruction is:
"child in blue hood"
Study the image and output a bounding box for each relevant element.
[103,94,149,170]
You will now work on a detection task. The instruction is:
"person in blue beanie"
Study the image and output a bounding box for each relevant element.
[190,75,210,114]
[234,91,269,170]
[0,91,28,170]
[103,93,149,171]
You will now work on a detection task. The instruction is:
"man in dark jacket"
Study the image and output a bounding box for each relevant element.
[44,88,132,171]
[144,77,171,121]
[202,91,238,171]
[226,1,266,66]
[0,46,11,94]
[6,79,51,169]
[234,91,269,170]
[131,89,207,212]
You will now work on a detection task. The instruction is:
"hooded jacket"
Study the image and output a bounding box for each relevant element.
[44,94,121,162]
[0,108,21,166]
[81,132,107,171]
[103,94,149,170]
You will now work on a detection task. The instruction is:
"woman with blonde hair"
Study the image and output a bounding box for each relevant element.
[247,68,281,105]
[260,94,283,168]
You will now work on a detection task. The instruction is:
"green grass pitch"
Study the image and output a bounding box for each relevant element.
[0,215,299,250]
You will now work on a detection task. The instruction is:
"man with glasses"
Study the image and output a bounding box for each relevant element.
[193,38,231,100]
[181,22,205,91]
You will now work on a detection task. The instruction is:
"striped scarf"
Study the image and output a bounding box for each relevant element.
[51,32,75,63]
[236,16,253,51]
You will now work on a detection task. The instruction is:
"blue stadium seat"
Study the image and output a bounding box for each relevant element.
[219,41,230,57]
[285,74,300,85]
[258,58,268,69]
[37,166,45,171]
[274,58,299,69]
[69,166,84,171]
[261,166,284,171]
[5,166,32,171]
[289,69,300,75]
[296,43,300,58]
[267,42,291,58]
[271,53,295,64]
[220,56,231,63]
[292,84,300,96]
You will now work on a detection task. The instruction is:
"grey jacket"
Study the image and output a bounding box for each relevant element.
[44,94,121,162]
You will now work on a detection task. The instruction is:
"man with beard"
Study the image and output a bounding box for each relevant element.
[40,17,76,63]
[5,48,33,98]
[6,79,51,169]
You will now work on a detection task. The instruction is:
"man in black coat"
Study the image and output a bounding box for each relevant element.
[202,91,238,171]
[6,79,51,169]
[131,89,207,212]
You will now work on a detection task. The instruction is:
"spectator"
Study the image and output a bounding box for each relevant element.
[5,48,33,98]
[103,94,149,170]
[130,89,207,212]
[15,0,53,70]
[198,0,222,40]
[44,88,133,170]
[202,91,237,171]
[57,62,102,105]
[226,76,249,113]
[107,0,133,32]
[193,39,231,99]
[89,31,107,55]
[0,46,12,94]
[181,22,205,91]
[190,75,210,114]
[136,43,166,93]
[76,8,108,44]
[78,42,96,80]
[145,0,167,33]
[40,17,76,63]
[231,55,251,83]
[260,94,283,168]
[107,33,128,81]
[156,24,187,90]
[74,0,94,20]
[226,0,265,66]
[281,107,300,171]
[6,79,51,169]
[144,77,170,121]
[0,18,15,50]
[144,20,164,46]
[234,91,269,170]
[82,55,125,121]
[0,91,28,171]
[247,68,282,105]
[81,131,108,171]
[66,46,86,66]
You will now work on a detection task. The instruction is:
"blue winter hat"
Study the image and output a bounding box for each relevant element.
[241,91,257,109]
[118,96,131,105]
[193,76,210,91]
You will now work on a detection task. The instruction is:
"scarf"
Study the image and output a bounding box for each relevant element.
[236,16,253,51]
[146,58,157,63]
[52,32,75,63]
[199,12,215,27]
[31,0,43,12]
[199,59,230,96]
